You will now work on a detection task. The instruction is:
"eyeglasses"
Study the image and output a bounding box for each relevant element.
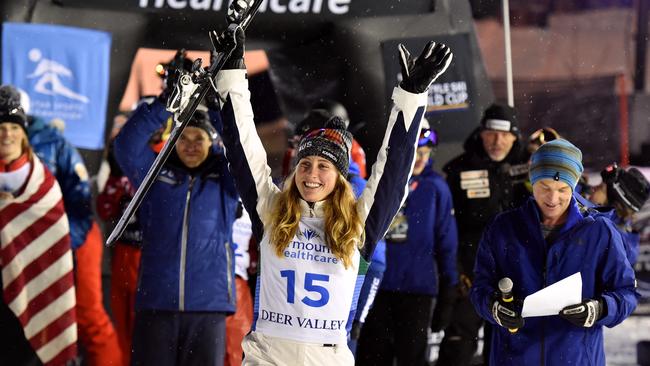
[528,127,560,145]
[418,128,437,147]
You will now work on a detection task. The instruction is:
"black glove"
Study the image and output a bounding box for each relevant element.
[211,25,246,70]
[431,284,458,332]
[227,0,255,23]
[158,49,189,103]
[559,298,605,328]
[398,41,453,94]
[492,295,524,330]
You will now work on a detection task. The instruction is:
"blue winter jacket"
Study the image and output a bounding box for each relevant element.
[114,99,238,313]
[380,163,459,295]
[613,214,640,266]
[575,192,640,266]
[27,116,92,249]
[471,197,637,366]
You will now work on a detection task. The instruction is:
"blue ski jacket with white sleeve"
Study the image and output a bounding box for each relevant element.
[217,69,427,345]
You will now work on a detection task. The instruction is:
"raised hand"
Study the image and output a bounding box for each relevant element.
[227,0,255,23]
[398,41,453,94]
[210,25,246,70]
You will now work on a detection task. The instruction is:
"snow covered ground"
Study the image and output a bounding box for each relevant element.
[604,315,650,366]
[426,316,650,365]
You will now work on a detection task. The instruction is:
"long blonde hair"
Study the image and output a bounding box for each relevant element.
[269,172,364,268]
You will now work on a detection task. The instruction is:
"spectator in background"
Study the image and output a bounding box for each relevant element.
[586,163,650,265]
[96,112,143,366]
[283,101,367,180]
[114,90,238,365]
[356,121,459,365]
[0,90,77,365]
[6,84,123,366]
[311,100,367,179]
[470,139,637,365]
[526,126,560,155]
[525,127,562,193]
[97,52,193,364]
[438,103,530,366]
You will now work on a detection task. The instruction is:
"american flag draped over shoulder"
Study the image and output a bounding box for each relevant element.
[0,155,77,365]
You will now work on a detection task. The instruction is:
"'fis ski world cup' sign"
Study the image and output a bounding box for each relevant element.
[54,0,433,17]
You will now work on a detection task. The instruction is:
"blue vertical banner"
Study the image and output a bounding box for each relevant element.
[2,22,111,150]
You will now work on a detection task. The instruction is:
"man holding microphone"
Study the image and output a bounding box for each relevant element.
[470,139,637,365]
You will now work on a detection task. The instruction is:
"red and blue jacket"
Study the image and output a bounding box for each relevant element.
[27,116,92,249]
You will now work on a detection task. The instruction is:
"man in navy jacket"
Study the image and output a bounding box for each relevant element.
[438,104,529,366]
[114,99,238,366]
[470,139,637,365]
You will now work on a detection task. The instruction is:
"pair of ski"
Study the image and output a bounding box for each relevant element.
[106,0,263,247]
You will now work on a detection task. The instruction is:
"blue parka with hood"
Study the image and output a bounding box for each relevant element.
[27,116,92,249]
[471,196,637,366]
[114,99,238,313]
[575,192,641,266]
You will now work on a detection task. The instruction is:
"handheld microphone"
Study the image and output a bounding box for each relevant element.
[498,277,518,333]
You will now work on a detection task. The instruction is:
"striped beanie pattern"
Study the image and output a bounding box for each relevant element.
[529,139,583,189]
[297,116,352,176]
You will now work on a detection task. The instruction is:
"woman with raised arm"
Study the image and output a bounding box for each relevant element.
[214,25,452,365]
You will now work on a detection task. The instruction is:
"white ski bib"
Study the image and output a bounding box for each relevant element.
[254,217,360,345]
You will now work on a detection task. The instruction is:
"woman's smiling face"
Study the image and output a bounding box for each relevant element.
[294,156,339,203]
[0,122,25,162]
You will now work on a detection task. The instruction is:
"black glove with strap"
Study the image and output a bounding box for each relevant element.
[431,284,458,332]
[492,295,524,331]
[559,298,605,328]
[398,41,453,94]
[211,24,246,70]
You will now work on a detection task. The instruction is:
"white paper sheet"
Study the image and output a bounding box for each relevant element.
[521,272,582,317]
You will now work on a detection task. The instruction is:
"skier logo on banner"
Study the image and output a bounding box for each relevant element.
[27,48,90,103]
[2,22,111,150]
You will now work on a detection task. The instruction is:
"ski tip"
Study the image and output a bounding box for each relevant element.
[105,233,118,248]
